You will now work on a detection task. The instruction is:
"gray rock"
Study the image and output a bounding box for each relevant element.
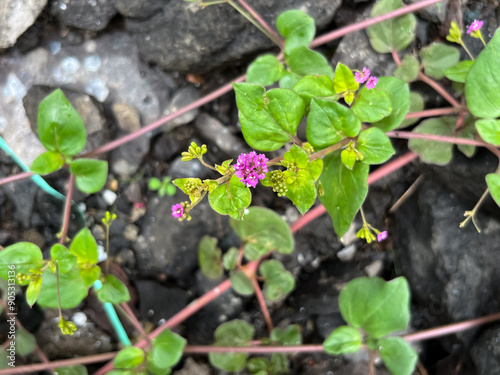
[51,0,116,31]
[173,358,211,375]
[0,0,47,48]
[122,0,342,72]
[164,86,201,129]
[2,177,37,227]
[403,0,448,23]
[471,325,500,375]
[114,0,163,18]
[169,155,212,180]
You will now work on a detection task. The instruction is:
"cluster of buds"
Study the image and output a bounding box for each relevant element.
[341,141,365,170]
[181,142,208,161]
[354,67,378,90]
[447,19,486,50]
[356,223,387,244]
[267,170,288,197]
[171,201,192,221]
[59,317,77,335]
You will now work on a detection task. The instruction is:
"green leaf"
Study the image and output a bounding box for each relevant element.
[323,325,362,355]
[339,277,410,338]
[398,92,424,129]
[351,88,392,123]
[37,268,88,309]
[260,260,295,301]
[97,274,130,304]
[223,247,239,271]
[209,320,254,372]
[286,169,317,214]
[51,244,77,273]
[421,43,460,79]
[70,228,98,265]
[476,119,500,146]
[69,159,108,194]
[114,347,145,369]
[457,118,477,157]
[486,174,500,207]
[372,77,410,132]
[149,178,161,191]
[37,89,87,156]
[293,75,336,106]
[276,10,315,55]
[230,270,254,296]
[233,83,305,151]
[30,151,64,175]
[208,175,251,220]
[148,329,186,370]
[0,242,43,285]
[16,327,37,356]
[378,337,418,375]
[247,55,284,86]
[198,236,223,279]
[366,0,416,53]
[80,265,101,287]
[286,47,334,79]
[270,325,302,345]
[394,55,420,82]
[357,128,395,164]
[279,71,302,89]
[230,207,294,261]
[408,117,455,165]
[247,358,270,375]
[26,277,43,307]
[465,29,500,118]
[307,98,360,150]
[333,63,358,94]
[54,365,88,375]
[319,151,369,238]
[444,60,474,83]
[341,148,356,170]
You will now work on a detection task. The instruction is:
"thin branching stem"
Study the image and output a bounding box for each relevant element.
[251,277,274,332]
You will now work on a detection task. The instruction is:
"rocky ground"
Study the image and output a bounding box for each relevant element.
[1,0,500,374]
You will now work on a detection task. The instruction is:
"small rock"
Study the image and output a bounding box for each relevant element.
[115,0,163,18]
[195,113,247,157]
[164,86,201,129]
[337,244,357,262]
[123,224,139,242]
[471,325,500,375]
[3,178,38,227]
[112,102,141,133]
[102,189,117,206]
[91,225,105,241]
[114,248,136,269]
[173,357,211,375]
[169,156,206,180]
[152,132,183,161]
[123,181,143,204]
[22,228,45,249]
[51,0,117,31]
[363,259,383,277]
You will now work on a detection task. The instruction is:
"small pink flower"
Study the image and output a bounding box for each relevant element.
[355,67,370,84]
[377,231,388,242]
[467,20,484,34]
[134,202,145,209]
[366,76,378,90]
[234,151,269,188]
[171,203,184,218]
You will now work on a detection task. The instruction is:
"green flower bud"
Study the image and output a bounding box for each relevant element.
[59,317,77,335]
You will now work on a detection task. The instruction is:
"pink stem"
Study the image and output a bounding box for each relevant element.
[417,72,461,108]
[184,344,324,354]
[404,108,459,119]
[251,277,274,332]
[0,171,33,187]
[387,131,489,147]
[59,173,74,245]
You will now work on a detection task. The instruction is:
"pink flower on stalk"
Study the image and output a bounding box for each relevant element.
[467,20,484,34]
[171,203,184,218]
[355,67,370,84]
[234,151,269,188]
[377,231,388,242]
[366,76,378,90]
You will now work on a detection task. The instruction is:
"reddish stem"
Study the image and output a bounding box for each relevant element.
[417,72,461,108]
[120,302,152,346]
[250,277,274,332]
[387,131,489,147]
[404,107,459,119]
[59,173,74,245]
[184,344,324,354]
[0,171,33,187]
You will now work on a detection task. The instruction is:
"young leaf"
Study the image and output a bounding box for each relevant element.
[339,277,410,338]
[476,119,500,146]
[398,92,424,129]
[420,43,460,79]
[223,247,239,271]
[465,29,500,118]
[30,151,64,175]
[0,242,43,285]
[37,268,88,309]
[276,10,315,55]
[149,177,162,191]
[378,337,418,375]
[230,270,254,296]
[37,89,87,156]
[69,159,108,194]
[486,174,500,207]
[16,327,37,356]
[230,207,294,261]
[270,325,302,345]
[114,347,145,369]
[286,47,334,79]
[394,55,420,82]
[307,98,361,150]
[323,325,362,355]
[341,148,356,170]
[80,265,101,287]
[247,55,284,86]
[260,260,295,301]
[198,236,223,279]
[51,244,77,273]
[319,151,369,238]
[408,117,455,165]
[70,228,98,265]
[26,276,43,307]
[366,0,416,53]
[208,175,251,220]
[357,128,395,164]
[148,329,186,370]
[209,320,255,372]
[351,88,392,123]
[97,274,131,304]
[279,71,302,89]
[292,75,336,106]
[444,60,474,83]
[372,77,410,132]
[286,169,317,214]
[333,63,359,94]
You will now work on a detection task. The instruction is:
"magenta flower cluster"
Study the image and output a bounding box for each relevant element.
[467,20,483,34]
[377,231,388,242]
[171,203,183,218]
[355,66,378,90]
[234,151,269,188]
